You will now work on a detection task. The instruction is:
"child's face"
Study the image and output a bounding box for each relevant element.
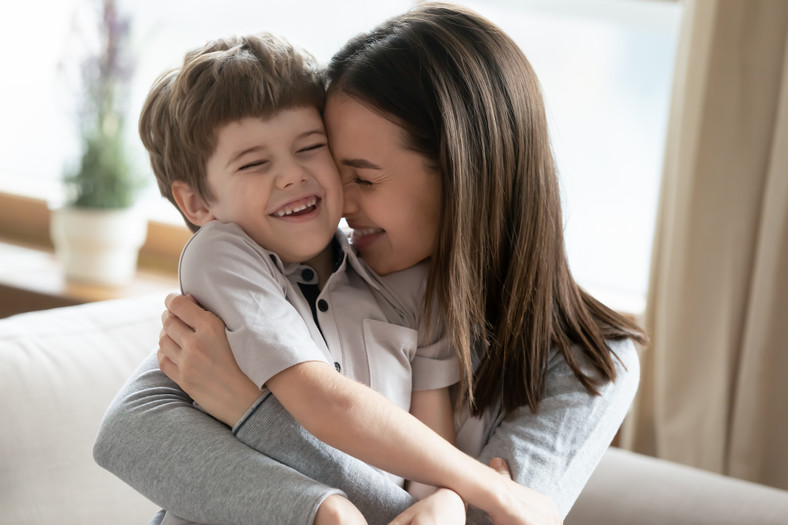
[204,107,343,263]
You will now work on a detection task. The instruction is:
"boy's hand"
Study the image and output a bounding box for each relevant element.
[482,468,562,525]
[314,494,367,525]
[388,488,465,525]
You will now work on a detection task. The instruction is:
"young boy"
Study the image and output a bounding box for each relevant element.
[139,33,459,523]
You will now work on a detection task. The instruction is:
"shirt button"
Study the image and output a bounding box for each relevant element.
[317,299,329,312]
[301,268,315,282]
[334,362,341,372]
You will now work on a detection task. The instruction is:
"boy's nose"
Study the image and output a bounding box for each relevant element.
[277,163,308,189]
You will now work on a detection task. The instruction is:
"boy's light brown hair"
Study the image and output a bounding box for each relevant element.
[139,33,325,231]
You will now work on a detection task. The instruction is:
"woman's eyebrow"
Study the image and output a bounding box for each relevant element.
[341,158,382,170]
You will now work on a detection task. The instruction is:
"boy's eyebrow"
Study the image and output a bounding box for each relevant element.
[341,158,382,170]
[301,129,326,138]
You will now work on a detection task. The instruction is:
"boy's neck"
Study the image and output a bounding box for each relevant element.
[303,244,335,289]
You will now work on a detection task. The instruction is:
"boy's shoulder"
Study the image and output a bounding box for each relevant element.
[180,221,279,277]
[184,221,258,253]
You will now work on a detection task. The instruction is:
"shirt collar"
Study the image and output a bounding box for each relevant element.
[334,229,382,291]
[265,229,379,289]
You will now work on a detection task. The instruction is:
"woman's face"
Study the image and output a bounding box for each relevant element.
[324,92,442,275]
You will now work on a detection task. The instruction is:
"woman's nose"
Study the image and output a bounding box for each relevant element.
[342,185,359,215]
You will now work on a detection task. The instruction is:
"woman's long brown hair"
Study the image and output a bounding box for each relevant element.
[327,3,647,416]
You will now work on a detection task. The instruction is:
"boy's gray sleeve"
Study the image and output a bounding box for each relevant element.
[93,352,342,525]
[470,339,640,523]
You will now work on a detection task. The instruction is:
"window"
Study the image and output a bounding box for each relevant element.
[0,0,681,315]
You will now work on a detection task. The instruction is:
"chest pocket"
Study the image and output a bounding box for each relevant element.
[361,319,418,412]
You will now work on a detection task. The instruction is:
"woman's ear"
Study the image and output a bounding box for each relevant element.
[171,180,215,226]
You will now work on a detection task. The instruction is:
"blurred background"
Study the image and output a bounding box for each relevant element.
[0,0,683,317]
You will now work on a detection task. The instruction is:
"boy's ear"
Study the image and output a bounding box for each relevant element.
[171,180,215,226]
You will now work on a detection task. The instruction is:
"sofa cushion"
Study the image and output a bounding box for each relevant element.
[0,295,165,525]
[566,447,788,525]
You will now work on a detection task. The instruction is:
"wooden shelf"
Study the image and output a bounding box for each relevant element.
[0,240,178,318]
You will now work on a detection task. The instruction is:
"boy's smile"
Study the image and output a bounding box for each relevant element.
[200,107,343,264]
[271,195,320,218]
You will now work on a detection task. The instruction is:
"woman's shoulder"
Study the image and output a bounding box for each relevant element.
[364,261,431,327]
[607,337,640,371]
[547,337,640,395]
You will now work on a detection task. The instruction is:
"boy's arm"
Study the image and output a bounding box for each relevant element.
[177,225,552,520]
[263,360,544,522]
[167,223,417,522]
[406,387,455,500]
[178,222,331,390]
[180,223,478,498]
[409,387,455,443]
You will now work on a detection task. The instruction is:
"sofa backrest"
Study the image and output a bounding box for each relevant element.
[0,295,165,525]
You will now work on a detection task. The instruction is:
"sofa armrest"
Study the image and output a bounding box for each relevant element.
[566,447,788,525]
[0,295,168,525]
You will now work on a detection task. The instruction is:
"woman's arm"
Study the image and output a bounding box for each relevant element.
[92,352,343,525]
[472,339,640,521]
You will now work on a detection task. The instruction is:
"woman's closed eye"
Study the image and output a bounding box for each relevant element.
[350,176,373,186]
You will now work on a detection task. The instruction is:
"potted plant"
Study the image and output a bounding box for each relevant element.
[50,0,147,286]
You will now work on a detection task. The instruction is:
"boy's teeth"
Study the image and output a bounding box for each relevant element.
[274,196,317,217]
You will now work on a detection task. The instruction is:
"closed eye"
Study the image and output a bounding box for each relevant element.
[352,177,372,186]
[239,160,268,171]
[299,143,326,153]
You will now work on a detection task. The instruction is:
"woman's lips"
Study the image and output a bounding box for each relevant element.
[350,227,384,249]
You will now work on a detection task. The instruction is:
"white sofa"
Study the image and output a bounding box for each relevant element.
[2,295,788,525]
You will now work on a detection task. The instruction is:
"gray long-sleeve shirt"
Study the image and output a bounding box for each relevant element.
[94,337,639,524]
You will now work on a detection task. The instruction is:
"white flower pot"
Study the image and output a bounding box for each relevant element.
[50,206,148,286]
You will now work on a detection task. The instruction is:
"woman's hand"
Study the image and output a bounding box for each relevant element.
[158,293,261,427]
[388,488,465,525]
[483,458,562,525]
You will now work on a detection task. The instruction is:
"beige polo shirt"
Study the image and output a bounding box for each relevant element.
[178,221,459,413]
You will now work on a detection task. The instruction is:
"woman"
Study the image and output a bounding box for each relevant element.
[94,3,644,524]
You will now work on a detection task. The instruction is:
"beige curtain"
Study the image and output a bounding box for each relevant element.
[621,0,788,490]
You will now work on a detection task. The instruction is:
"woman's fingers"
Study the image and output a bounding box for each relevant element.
[157,348,179,383]
[161,308,195,347]
[489,457,513,479]
[165,293,227,341]
[158,325,182,360]
[165,293,205,329]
